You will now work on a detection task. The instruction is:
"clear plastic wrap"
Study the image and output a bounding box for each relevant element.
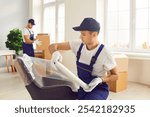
[15,54,81,92]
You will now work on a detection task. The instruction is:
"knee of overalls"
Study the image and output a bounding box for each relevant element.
[82,89,109,100]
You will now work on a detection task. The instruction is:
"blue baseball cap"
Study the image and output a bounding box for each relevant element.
[73,18,100,32]
[28,19,35,25]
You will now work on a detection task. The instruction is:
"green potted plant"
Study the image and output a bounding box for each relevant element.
[5,28,23,55]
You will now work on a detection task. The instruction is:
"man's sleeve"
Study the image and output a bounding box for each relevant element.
[23,28,29,36]
[103,49,116,71]
[69,40,82,54]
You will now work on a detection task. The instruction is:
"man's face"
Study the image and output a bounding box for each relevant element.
[27,23,33,29]
[80,31,97,45]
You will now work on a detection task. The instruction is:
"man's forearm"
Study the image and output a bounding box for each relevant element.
[101,74,118,83]
[49,42,71,54]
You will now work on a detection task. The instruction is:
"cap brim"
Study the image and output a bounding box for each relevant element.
[73,26,81,31]
[30,23,35,25]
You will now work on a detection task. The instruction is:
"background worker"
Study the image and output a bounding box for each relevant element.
[22,19,41,57]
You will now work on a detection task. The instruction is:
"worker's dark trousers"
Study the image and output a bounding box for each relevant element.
[22,43,34,57]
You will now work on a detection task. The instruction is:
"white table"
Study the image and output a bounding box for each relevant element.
[0,50,15,72]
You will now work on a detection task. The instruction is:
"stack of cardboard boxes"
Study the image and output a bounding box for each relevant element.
[108,54,128,92]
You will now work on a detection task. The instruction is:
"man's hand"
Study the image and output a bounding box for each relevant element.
[83,77,103,92]
[34,39,42,46]
[50,51,62,71]
[49,44,58,54]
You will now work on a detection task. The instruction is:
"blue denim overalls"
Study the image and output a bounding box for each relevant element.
[22,28,34,57]
[76,43,109,100]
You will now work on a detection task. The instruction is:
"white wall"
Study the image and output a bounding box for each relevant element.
[65,0,97,41]
[128,59,150,85]
[0,0,29,67]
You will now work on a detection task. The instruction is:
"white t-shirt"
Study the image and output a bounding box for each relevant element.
[22,28,34,42]
[69,40,116,77]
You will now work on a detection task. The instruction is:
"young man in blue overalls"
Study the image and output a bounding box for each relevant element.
[49,18,118,100]
[22,19,41,57]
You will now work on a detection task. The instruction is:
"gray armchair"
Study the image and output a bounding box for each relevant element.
[14,56,77,100]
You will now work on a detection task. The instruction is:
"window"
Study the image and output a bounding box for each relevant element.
[135,0,150,49]
[106,0,130,50]
[43,6,56,42]
[43,0,65,43]
[58,3,65,42]
[102,0,150,52]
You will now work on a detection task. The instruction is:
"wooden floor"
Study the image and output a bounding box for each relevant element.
[0,69,150,100]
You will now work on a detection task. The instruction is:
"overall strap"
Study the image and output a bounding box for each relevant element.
[26,28,34,35]
[76,43,84,61]
[90,44,104,67]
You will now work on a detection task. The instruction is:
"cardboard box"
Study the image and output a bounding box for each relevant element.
[107,54,129,92]
[35,34,51,59]
[34,50,44,58]
[108,72,128,92]
[36,34,50,50]
[114,54,128,72]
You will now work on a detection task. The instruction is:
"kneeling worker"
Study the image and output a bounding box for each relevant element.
[49,18,118,100]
